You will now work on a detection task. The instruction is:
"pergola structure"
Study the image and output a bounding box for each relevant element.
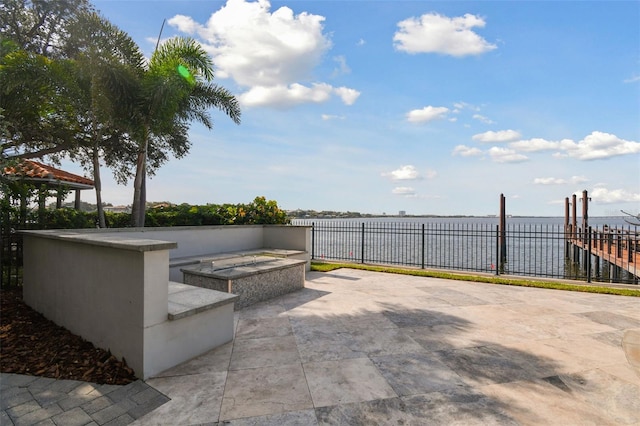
[3,159,94,211]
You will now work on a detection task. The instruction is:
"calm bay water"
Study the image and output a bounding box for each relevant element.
[293,216,638,283]
[293,216,633,227]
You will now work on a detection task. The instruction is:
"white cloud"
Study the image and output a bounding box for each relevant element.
[509,138,562,152]
[624,74,640,83]
[472,114,494,124]
[334,87,361,105]
[332,55,351,76]
[590,187,640,203]
[357,38,366,46]
[321,114,345,121]
[382,165,421,180]
[472,130,521,143]
[168,0,359,107]
[534,176,588,185]
[534,177,566,185]
[505,132,639,160]
[393,13,497,57]
[407,106,449,123]
[392,186,416,195]
[559,131,640,160]
[167,14,200,34]
[572,176,589,184]
[452,145,482,157]
[190,0,329,86]
[488,147,528,163]
[453,101,480,111]
[238,83,333,108]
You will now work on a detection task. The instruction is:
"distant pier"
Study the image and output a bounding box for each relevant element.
[565,190,639,283]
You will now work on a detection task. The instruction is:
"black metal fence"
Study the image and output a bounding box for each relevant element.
[294,220,638,285]
[3,219,637,286]
[0,224,23,287]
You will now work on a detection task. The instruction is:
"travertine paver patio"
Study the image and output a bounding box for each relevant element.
[135,269,640,425]
[2,269,639,425]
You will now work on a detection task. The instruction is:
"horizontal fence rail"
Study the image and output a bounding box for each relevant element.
[294,220,638,285]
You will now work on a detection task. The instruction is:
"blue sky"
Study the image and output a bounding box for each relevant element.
[64,0,639,216]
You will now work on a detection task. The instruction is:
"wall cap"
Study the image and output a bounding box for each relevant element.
[21,230,177,252]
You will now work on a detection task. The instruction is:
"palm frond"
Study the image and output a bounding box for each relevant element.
[151,37,214,81]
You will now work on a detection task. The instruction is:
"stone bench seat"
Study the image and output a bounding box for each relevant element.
[181,256,306,309]
[168,282,238,320]
[169,249,308,282]
[145,282,238,377]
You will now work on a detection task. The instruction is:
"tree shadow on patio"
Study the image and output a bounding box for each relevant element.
[287,293,637,425]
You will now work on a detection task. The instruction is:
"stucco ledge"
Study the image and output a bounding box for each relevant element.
[20,230,177,252]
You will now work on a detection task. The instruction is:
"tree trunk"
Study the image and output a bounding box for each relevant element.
[131,131,148,227]
[139,166,146,227]
[131,149,145,227]
[92,147,106,228]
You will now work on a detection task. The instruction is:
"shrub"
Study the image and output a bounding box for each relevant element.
[2,196,289,230]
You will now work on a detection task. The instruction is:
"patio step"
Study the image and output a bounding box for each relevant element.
[167,281,238,320]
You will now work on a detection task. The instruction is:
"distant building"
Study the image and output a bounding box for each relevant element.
[399,210,406,217]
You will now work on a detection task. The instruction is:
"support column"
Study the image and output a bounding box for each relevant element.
[582,190,589,243]
[75,189,81,210]
[572,194,577,239]
[564,197,570,258]
[56,186,63,209]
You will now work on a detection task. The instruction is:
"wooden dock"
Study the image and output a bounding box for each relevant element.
[563,190,638,283]
[567,226,639,281]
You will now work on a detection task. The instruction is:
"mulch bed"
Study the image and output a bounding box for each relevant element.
[0,287,137,385]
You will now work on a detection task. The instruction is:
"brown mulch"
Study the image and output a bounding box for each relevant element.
[0,287,137,385]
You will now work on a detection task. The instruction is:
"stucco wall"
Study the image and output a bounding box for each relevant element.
[111,226,265,259]
[20,225,310,379]
[263,225,311,253]
[22,233,174,377]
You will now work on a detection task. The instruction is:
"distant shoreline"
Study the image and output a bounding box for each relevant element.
[289,214,626,220]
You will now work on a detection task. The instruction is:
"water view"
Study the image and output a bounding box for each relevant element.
[293,216,638,284]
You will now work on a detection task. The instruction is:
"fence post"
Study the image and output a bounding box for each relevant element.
[311,222,315,260]
[495,225,500,276]
[421,223,425,269]
[361,222,365,264]
[499,194,507,271]
[587,226,592,283]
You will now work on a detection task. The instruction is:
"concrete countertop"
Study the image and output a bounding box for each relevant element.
[21,229,177,252]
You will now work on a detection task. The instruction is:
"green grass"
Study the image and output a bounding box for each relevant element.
[310,261,640,297]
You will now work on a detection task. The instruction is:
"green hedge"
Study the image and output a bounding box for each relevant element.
[5,196,290,230]
[145,197,289,227]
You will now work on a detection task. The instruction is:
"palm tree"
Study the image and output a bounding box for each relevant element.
[129,37,241,227]
[64,12,144,227]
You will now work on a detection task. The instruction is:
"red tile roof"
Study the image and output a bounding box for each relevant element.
[3,160,94,188]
